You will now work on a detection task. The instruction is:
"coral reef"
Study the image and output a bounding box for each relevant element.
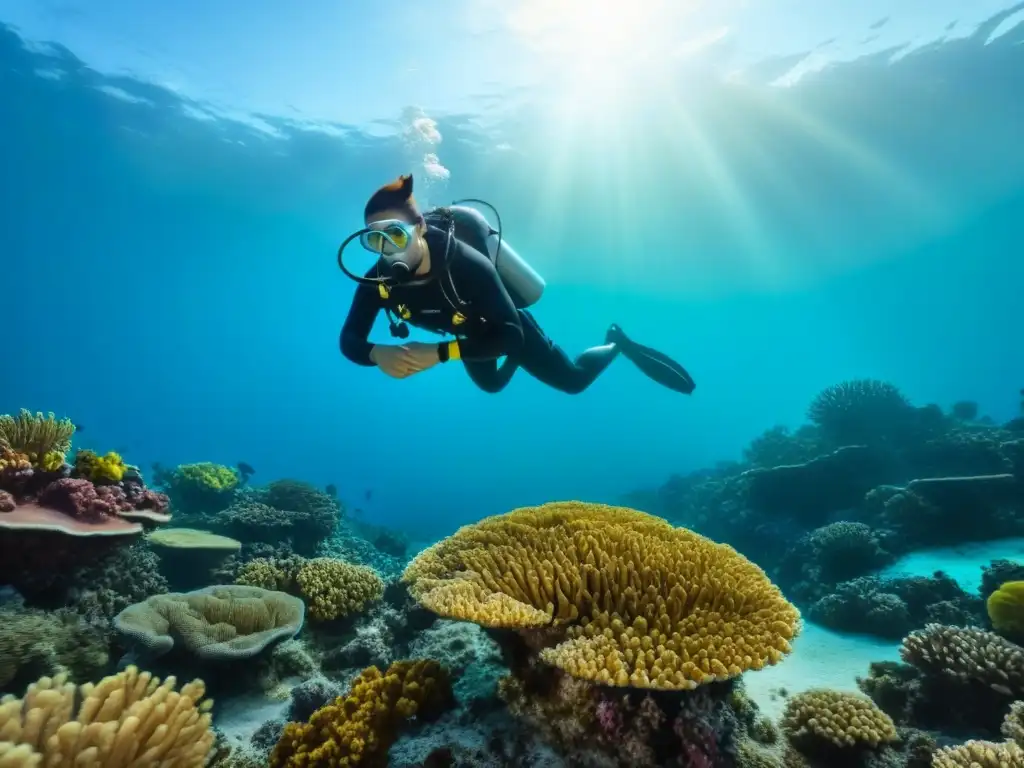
[806,572,982,639]
[932,702,1024,766]
[0,665,215,766]
[235,556,384,622]
[113,584,305,662]
[806,378,919,447]
[268,659,453,767]
[156,461,241,515]
[0,409,75,468]
[404,501,801,690]
[0,604,108,694]
[72,449,127,484]
[859,624,1024,737]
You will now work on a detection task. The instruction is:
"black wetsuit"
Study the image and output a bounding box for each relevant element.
[340,225,619,394]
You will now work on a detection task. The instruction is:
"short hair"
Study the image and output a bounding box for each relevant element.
[364,173,423,223]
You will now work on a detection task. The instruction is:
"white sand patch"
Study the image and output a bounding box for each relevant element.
[743,622,900,722]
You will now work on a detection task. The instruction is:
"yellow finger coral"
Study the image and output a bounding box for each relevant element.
[402,501,802,690]
[989,581,1024,636]
[0,665,214,767]
[782,689,898,751]
[73,449,127,484]
[269,659,451,768]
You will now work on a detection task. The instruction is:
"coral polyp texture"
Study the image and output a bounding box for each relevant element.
[235,556,384,621]
[72,449,127,484]
[268,659,452,768]
[781,688,898,751]
[900,624,1024,696]
[402,501,801,690]
[806,378,915,446]
[0,665,214,767]
[932,702,1024,766]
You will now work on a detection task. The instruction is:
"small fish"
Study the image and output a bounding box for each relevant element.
[237,462,255,477]
[364,489,373,501]
[73,422,85,432]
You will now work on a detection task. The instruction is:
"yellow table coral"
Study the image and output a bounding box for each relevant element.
[402,501,801,690]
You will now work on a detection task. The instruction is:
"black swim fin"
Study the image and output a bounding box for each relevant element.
[606,324,696,395]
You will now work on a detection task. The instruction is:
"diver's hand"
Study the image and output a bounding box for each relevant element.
[370,345,419,379]
[402,342,441,374]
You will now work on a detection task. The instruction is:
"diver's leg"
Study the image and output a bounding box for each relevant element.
[463,358,518,394]
[517,311,619,394]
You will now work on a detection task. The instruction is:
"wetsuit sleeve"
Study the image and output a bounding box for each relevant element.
[451,243,524,362]
[340,268,383,366]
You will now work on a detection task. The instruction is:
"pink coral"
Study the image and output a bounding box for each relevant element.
[0,490,14,513]
[38,478,120,521]
[124,482,169,512]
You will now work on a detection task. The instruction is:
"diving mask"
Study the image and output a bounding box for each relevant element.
[360,219,417,255]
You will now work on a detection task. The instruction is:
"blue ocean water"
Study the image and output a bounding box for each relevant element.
[1,0,1022,545]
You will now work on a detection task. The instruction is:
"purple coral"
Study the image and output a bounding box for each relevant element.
[123,481,169,513]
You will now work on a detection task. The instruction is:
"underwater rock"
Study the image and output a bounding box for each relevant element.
[408,621,506,707]
[867,474,1023,548]
[742,445,898,526]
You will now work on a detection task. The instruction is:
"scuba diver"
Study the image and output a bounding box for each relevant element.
[338,174,696,396]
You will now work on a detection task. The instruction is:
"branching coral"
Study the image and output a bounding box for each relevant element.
[235,556,383,622]
[403,501,801,690]
[0,410,75,468]
[781,689,897,753]
[268,659,452,767]
[806,379,916,446]
[901,624,1024,697]
[0,665,215,767]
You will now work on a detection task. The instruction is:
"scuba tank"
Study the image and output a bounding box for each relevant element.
[440,202,546,308]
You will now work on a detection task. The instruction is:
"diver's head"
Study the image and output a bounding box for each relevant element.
[361,174,429,281]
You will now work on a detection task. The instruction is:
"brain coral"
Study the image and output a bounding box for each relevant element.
[402,501,802,690]
[782,689,898,751]
[113,584,305,661]
[988,581,1024,636]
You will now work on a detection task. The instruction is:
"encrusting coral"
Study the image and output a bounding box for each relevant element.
[236,556,384,622]
[0,665,215,767]
[781,688,898,753]
[0,607,108,693]
[113,585,305,661]
[403,501,801,690]
[268,659,452,767]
